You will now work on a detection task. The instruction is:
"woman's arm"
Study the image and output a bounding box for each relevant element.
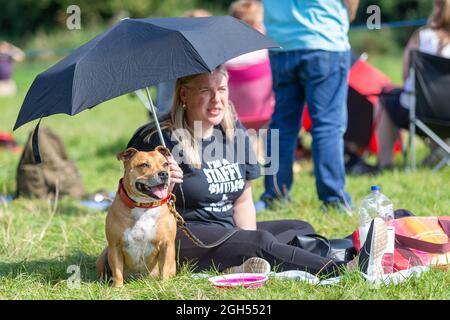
[402,30,420,83]
[343,0,360,22]
[233,181,257,230]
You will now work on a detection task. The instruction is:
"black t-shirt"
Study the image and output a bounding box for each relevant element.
[127,121,261,228]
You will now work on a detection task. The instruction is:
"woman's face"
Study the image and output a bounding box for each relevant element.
[180,69,229,133]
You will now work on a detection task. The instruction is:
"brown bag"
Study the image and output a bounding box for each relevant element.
[16,126,84,199]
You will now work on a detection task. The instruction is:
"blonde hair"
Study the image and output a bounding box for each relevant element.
[146,66,237,169]
[229,0,263,27]
[428,0,450,48]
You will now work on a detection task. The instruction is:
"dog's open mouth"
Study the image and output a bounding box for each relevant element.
[135,182,169,200]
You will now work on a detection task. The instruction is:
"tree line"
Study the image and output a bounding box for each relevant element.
[0,0,432,45]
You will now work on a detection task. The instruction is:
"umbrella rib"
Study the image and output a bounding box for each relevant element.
[127,19,211,72]
[15,16,279,130]
[70,22,126,113]
[73,19,212,111]
[176,32,211,71]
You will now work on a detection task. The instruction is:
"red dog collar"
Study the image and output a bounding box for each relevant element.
[118,179,172,209]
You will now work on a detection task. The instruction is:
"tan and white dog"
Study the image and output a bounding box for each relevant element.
[96,146,177,287]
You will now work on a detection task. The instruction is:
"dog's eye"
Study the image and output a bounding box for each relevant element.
[139,163,150,168]
[162,162,169,168]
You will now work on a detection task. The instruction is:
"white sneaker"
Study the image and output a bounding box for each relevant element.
[223,257,271,275]
[358,217,388,278]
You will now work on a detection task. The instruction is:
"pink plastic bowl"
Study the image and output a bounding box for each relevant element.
[208,273,268,289]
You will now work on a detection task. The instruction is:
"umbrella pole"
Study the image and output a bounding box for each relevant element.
[144,87,166,147]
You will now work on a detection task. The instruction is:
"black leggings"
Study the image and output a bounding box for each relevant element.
[176,220,346,278]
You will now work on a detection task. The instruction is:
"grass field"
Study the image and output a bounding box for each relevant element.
[0,56,449,300]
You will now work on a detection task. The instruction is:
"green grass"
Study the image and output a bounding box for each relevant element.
[0,56,449,300]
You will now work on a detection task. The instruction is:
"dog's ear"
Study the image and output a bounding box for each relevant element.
[155,145,172,159]
[117,148,139,161]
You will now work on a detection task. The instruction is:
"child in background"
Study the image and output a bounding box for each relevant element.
[0,41,25,97]
[225,0,274,131]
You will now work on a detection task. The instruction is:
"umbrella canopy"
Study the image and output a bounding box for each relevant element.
[14,16,278,130]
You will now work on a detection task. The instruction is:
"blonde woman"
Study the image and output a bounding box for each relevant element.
[127,66,386,277]
[376,0,450,169]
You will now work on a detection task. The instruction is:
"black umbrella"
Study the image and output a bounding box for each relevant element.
[14,16,278,134]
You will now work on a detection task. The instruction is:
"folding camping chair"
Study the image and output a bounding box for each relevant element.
[406,50,450,171]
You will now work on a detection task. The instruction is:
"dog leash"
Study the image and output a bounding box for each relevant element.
[139,86,232,248]
[167,193,238,249]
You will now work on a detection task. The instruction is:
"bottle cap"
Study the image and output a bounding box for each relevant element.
[371,185,380,191]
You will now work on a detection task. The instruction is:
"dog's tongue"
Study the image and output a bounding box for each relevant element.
[151,185,168,199]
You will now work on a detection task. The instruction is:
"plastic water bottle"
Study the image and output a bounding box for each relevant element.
[359,185,395,274]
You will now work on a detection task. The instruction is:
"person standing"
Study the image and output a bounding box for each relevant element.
[257,0,359,213]
[0,41,25,97]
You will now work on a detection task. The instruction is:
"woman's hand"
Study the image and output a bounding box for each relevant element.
[168,157,183,193]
